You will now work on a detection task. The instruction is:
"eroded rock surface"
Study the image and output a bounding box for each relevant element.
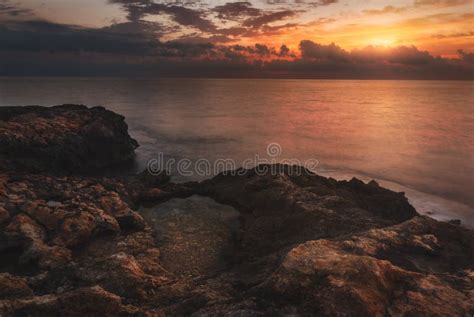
[0,105,138,173]
[257,216,473,316]
[1,106,472,316]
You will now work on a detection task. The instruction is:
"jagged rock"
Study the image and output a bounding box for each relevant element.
[0,105,138,173]
[98,192,145,230]
[0,172,148,271]
[3,213,72,270]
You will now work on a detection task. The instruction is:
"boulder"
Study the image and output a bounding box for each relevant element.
[0,105,138,173]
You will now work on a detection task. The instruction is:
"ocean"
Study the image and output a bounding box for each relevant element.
[1,77,473,226]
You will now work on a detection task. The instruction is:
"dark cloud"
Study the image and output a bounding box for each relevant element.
[101,20,166,36]
[279,44,290,56]
[153,4,216,32]
[300,40,350,62]
[213,2,261,20]
[242,10,299,29]
[217,26,249,37]
[176,34,234,44]
[0,19,220,59]
[107,1,302,43]
[110,0,216,32]
[0,20,160,54]
[458,49,474,64]
[132,1,300,34]
[255,43,271,55]
[386,46,433,65]
[261,22,299,35]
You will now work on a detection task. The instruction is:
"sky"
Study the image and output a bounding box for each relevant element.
[0,0,473,78]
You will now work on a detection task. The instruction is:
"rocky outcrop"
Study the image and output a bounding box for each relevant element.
[200,165,418,260]
[0,173,146,271]
[0,105,472,316]
[0,105,138,173]
[256,216,473,316]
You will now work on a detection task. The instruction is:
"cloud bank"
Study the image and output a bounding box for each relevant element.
[0,0,472,79]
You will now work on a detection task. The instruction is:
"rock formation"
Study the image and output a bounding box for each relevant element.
[0,105,138,173]
[0,105,472,316]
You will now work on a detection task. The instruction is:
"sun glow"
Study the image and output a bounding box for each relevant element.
[367,38,396,47]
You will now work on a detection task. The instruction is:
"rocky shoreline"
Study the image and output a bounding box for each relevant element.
[0,105,472,316]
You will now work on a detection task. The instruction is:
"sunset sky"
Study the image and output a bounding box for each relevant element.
[1,0,473,78]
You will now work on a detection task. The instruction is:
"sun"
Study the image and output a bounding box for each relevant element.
[368,38,396,47]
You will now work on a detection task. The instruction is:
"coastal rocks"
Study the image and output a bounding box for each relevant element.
[257,216,474,316]
[0,182,171,315]
[0,105,473,316]
[0,105,138,173]
[0,173,146,272]
[200,165,418,259]
[202,165,417,223]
